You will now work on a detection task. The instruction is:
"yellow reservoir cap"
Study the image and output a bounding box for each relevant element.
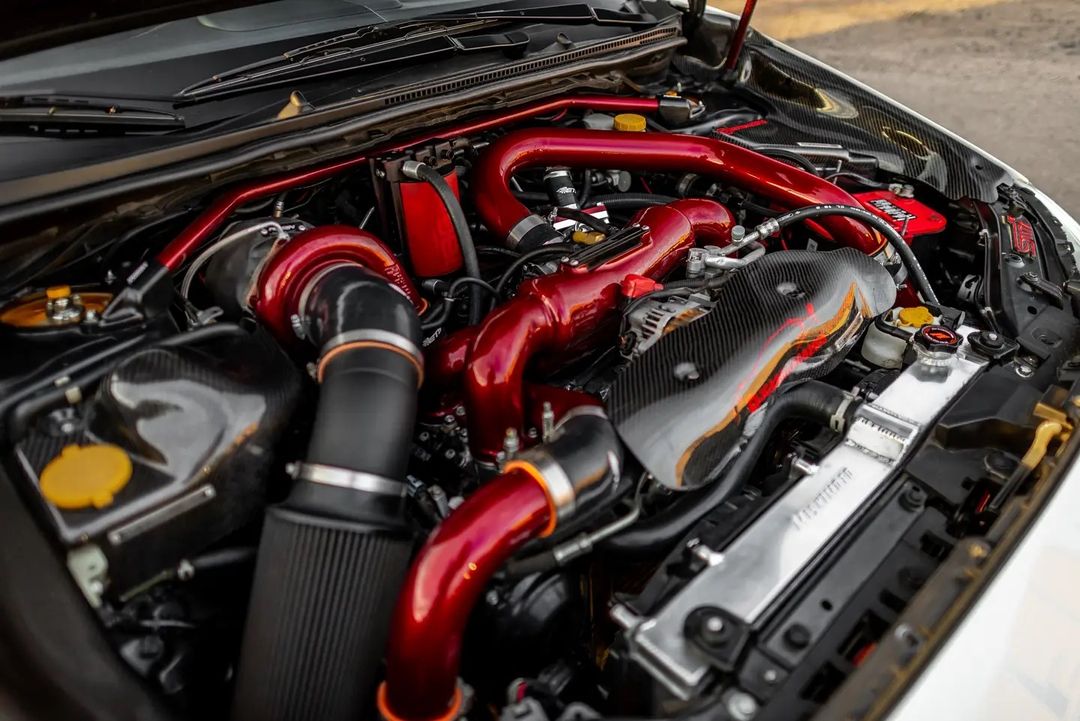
[45,285,71,300]
[613,113,647,132]
[40,444,132,510]
[897,305,935,329]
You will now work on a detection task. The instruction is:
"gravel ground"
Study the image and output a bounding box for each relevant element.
[785,0,1080,214]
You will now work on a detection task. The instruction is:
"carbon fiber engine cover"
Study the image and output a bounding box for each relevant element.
[608,248,895,489]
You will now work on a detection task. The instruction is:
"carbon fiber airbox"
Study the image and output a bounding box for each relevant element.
[609,248,895,489]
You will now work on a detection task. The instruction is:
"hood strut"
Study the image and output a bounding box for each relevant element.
[723,0,759,76]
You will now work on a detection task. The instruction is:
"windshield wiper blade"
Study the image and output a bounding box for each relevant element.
[0,94,184,134]
[181,2,658,101]
[179,25,530,100]
[425,3,657,26]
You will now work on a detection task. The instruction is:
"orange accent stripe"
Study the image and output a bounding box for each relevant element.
[503,459,560,538]
[377,681,463,721]
[316,340,424,386]
[673,285,860,485]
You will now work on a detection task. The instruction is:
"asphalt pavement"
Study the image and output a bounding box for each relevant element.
[713,0,1080,215]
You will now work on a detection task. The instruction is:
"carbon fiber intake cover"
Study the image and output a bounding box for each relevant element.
[609,248,895,489]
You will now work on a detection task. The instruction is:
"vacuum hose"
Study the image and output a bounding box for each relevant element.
[233,264,422,721]
[741,204,940,304]
[402,161,485,325]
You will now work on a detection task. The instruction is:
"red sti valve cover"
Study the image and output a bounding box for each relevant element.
[854,190,947,241]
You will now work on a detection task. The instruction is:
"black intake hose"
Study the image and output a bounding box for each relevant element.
[301,266,422,473]
[233,265,422,721]
[604,381,856,558]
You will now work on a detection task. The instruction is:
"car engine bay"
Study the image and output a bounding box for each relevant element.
[1,11,1079,721]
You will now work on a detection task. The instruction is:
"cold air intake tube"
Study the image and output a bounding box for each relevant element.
[233,258,423,721]
[379,408,622,721]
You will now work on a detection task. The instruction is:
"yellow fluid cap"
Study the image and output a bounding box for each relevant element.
[897,305,935,328]
[613,113,647,132]
[40,444,132,510]
[572,230,606,245]
[45,285,71,300]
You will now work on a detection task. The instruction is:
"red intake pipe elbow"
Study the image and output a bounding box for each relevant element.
[379,467,554,721]
[472,127,883,255]
[250,225,423,343]
[465,199,734,461]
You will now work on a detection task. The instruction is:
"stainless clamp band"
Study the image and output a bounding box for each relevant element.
[291,463,406,497]
[506,214,550,249]
[319,328,423,366]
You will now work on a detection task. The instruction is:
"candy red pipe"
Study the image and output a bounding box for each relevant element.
[471,127,884,255]
[425,326,478,390]
[379,467,553,721]
[250,225,423,343]
[155,96,661,270]
[464,199,734,462]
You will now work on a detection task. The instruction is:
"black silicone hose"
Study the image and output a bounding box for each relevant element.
[301,266,422,473]
[749,203,940,304]
[493,243,573,299]
[233,265,421,721]
[404,161,484,325]
[556,207,610,234]
[604,381,856,558]
[746,147,820,176]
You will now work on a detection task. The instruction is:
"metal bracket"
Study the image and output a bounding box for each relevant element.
[67,544,108,608]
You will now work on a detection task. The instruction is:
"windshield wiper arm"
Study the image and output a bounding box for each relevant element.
[179,26,530,100]
[180,3,658,101]
[425,3,657,26]
[0,94,184,134]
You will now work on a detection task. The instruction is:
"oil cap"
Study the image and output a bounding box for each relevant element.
[40,444,132,510]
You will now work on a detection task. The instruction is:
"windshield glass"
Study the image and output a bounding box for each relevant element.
[0,0,493,95]
[0,0,672,188]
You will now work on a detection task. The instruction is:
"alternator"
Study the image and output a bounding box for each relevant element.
[621,291,712,359]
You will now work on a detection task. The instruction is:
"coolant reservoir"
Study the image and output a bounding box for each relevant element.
[861,305,939,369]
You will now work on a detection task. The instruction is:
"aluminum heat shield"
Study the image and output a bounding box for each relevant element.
[608,248,896,490]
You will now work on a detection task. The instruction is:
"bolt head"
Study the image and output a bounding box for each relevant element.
[783,624,811,649]
[674,361,700,382]
[727,691,758,721]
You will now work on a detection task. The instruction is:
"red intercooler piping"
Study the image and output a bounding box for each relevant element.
[463,198,735,462]
[378,467,554,721]
[154,95,661,270]
[470,127,884,255]
[426,327,477,390]
[250,225,423,343]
